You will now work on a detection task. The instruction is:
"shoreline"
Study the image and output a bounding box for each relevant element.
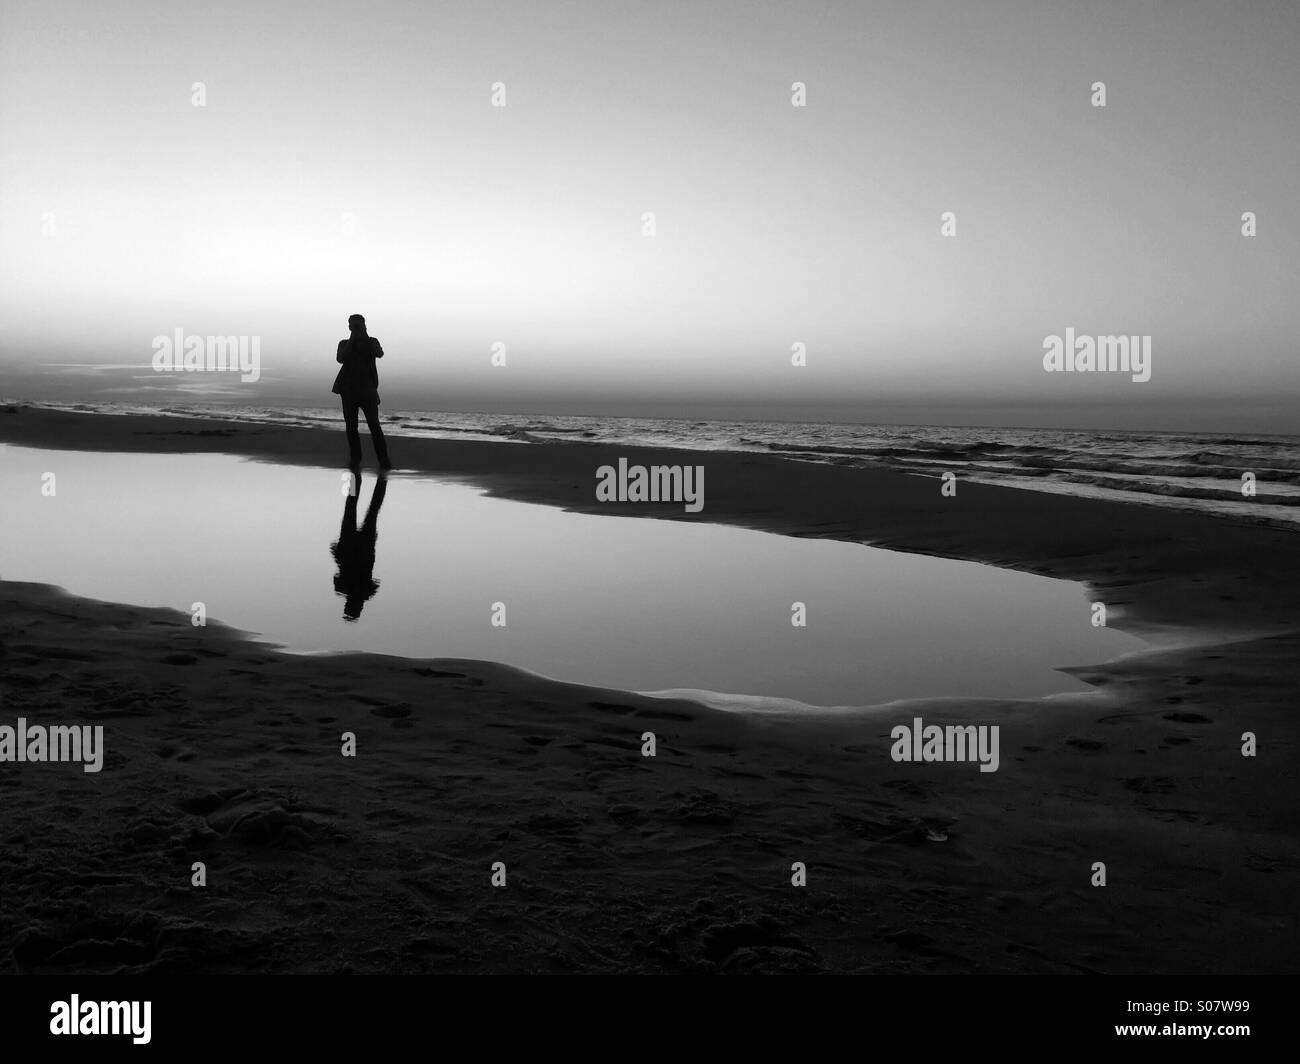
[1,405,1298,972]
[15,399,1299,533]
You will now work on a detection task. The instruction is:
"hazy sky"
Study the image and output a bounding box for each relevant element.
[1,0,1297,430]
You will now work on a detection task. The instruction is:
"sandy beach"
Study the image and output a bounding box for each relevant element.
[1,405,1297,973]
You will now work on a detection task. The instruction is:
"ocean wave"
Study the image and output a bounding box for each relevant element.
[1049,471,1300,505]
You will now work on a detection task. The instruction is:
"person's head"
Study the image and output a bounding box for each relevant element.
[348,313,366,335]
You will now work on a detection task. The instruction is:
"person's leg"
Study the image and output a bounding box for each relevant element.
[341,396,362,465]
[360,395,391,468]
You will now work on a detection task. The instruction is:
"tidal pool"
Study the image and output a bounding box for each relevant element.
[0,444,1142,708]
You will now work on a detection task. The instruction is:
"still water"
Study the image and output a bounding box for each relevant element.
[0,445,1141,708]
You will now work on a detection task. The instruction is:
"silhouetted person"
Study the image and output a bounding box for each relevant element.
[332,313,392,470]
[331,471,388,621]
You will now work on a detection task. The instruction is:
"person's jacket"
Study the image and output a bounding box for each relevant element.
[332,335,384,397]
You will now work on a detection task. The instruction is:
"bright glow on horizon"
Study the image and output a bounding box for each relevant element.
[2,0,1298,430]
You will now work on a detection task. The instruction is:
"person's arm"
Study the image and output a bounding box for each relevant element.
[372,338,384,360]
[337,340,347,364]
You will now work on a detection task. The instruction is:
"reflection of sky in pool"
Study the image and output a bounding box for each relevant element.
[0,444,1141,707]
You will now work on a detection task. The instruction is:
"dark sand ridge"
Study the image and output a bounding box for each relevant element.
[0,405,1297,973]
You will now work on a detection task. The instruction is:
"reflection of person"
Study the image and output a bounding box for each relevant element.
[331,472,388,621]
[332,313,392,470]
